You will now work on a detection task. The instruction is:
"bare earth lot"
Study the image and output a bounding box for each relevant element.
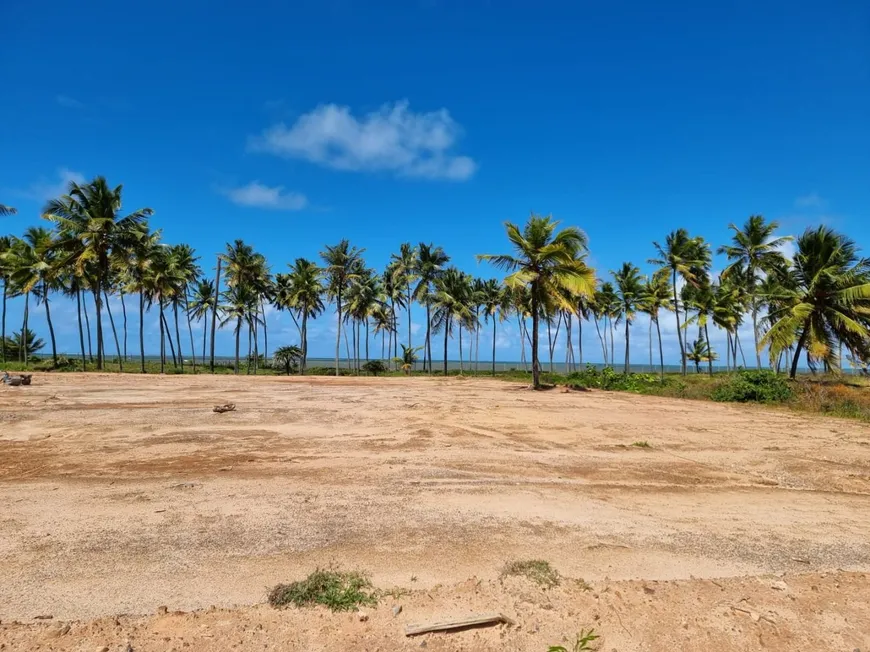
[1,373,868,651]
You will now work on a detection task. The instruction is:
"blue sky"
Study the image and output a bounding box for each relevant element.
[2,0,869,365]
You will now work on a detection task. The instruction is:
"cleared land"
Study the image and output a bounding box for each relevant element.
[1,373,869,651]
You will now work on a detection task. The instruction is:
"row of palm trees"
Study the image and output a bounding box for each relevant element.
[2,179,869,388]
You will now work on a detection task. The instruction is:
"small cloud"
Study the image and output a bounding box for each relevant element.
[23,168,86,201]
[775,238,797,261]
[794,193,826,209]
[249,100,477,181]
[56,94,84,109]
[221,181,308,211]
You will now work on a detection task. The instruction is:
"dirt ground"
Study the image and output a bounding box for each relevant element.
[1,373,868,651]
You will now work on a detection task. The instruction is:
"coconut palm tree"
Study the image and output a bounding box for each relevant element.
[274,258,324,374]
[273,344,303,375]
[0,205,17,216]
[478,213,595,389]
[394,344,423,375]
[612,262,644,373]
[719,215,792,368]
[188,279,217,366]
[685,337,716,374]
[124,229,163,372]
[391,243,417,356]
[650,229,710,375]
[42,177,153,370]
[167,243,201,372]
[761,226,870,378]
[321,240,364,376]
[684,280,717,375]
[219,282,260,375]
[2,328,44,360]
[414,243,449,373]
[479,279,506,375]
[430,267,474,375]
[595,282,619,367]
[640,271,673,379]
[6,227,61,367]
[0,235,12,364]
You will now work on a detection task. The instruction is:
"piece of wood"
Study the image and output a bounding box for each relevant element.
[405,612,514,636]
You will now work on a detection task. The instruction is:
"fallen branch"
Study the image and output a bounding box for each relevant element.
[405,613,514,636]
[213,403,236,413]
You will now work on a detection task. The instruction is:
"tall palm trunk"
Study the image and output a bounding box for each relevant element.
[76,288,86,371]
[475,310,481,373]
[261,298,268,363]
[458,323,464,373]
[120,291,128,361]
[158,302,166,374]
[564,312,573,372]
[672,269,686,375]
[83,290,94,362]
[425,302,432,374]
[253,316,259,374]
[173,302,184,372]
[491,315,497,375]
[790,322,810,379]
[594,316,606,365]
[751,302,761,369]
[201,319,208,371]
[365,319,369,362]
[335,290,342,376]
[104,291,123,371]
[93,284,104,369]
[609,317,615,368]
[139,292,146,373]
[22,292,29,366]
[655,316,665,381]
[162,309,177,366]
[577,314,583,367]
[704,322,713,376]
[518,315,527,371]
[43,284,58,368]
[547,317,554,373]
[443,316,450,375]
[648,316,653,371]
[184,289,196,373]
[234,317,241,374]
[624,315,630,373]
[301,311,309,375]
[407,287,413,369]
[210,258,222,373]
[531,288,541,388]
[1,281,6,364]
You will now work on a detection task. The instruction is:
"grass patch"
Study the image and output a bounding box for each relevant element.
[501,559,561,588]
[631,441,651,448]
[268,568,377,611]
[548,628,600,652]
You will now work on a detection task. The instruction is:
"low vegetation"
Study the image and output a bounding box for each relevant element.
[268,569,377,612]
[631,441,651,448]
[710,369,793,403]
[547,628,600,652]
[501,559,561,588]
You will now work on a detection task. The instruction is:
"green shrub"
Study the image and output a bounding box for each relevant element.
[268,569,377,611]
[361,360,388,376]
[711,369,792,403]
[566,365,660,393]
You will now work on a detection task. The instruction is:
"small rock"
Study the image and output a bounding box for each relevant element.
[770,580,789,591]
[392,605,403,617]
[643,586,655,594]
[357,611,369,622]
[97,647,109,652]
[157,605,168,615]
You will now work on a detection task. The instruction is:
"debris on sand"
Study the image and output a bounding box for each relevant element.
[213,403,236,413]
[405,612,514,636]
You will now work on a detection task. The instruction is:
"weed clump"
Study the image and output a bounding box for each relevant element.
[711,369,792,403]
[501,559,561,588]
[566,365,660,393]
[268,569,377,611]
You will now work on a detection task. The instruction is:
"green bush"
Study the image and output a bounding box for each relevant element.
[361,360,388,376]
[711,369,793,403]
[268,569,377,611]
[566,364,660,392]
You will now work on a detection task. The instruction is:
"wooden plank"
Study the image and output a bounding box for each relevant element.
[405,612,515,636]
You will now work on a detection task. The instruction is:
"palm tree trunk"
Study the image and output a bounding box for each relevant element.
[624,315,630,373]
[120,291,128,361]
[564,312,572,372]
[475,311,481,373]
[751,303,761,369]
[184,290,196,373]
[83,290,94,363]
[547,317,554,373]
[159,303,166,374]
[247,322,253,374]
[704,322,713,376]
[162,309,177,367]
[104,291,123,372]
[594,316,606,365]
[43,284,58,368]
[407,287,413,367]
[673,270,686,375]
[790,323,810,379]
[735,332,748,367]
[655,317,665,381]
[425,303,432,374]
[443,316,449,375]
[253,316,259,374]
[343,318,352,370]
[202,318,208,370]
[1,280,5,364]
[365,319,369,362]
[173,302,184,373]
[335,291,342,376]
[235,317,241,374]
[518,315,527,371]
[610,317,615,368]
[301,311,309,375]
[578,314,583,367]
[139,292,147,373]
[210,257,222,373]
[491,317,497,376]
[76,288,86,371]
[261,298,268,363]
[531,292,541,388]
[22,292,29,366]
[93,284,104,369]
[458,323,464,373]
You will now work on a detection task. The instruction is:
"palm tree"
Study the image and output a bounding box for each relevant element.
[685,280,717,375]
[478,213,595,388]
[761,226,870,378]
[612,262,644,373]
[124,229,163,372]
[274,258,324,374]
[719,215,792,368]
[6,227,61,367]
[0,236,13,364]
[414,243,449,372]
[430,267,474,375]
[42,177,153,370]
[273,344,303,375]
[685,338,716,373]
[220,240,269,373]
[167,244,201,372]
[189,279,217,366]
[479,279,506,375]
[2,328,44,360]
[595,282,619,366]
[321,240,364,376]
[391,243,417,357]
[640,271,673,379]
[219,282,260,374]
[650,229,710,375]
[394,344,423,375]
[0,205,17,216]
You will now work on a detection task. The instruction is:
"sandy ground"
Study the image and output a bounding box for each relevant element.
[1,372,868,651]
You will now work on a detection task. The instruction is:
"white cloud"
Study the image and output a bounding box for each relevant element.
[56,94,84,109]
[223,181,308,211]
[249,100,476,181]
[794,193,826,209]
[25,168,86,201]
[775,238,797,261]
